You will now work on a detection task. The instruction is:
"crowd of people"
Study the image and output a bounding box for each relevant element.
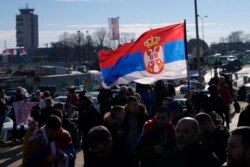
[0,74,250,167]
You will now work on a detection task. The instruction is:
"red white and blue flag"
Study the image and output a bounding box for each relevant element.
[3,49,14,56]
[3,48,28,56]
[99,23,187,86]
[108,17,119,40]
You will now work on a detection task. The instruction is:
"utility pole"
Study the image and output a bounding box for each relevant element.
[194,0,202,82]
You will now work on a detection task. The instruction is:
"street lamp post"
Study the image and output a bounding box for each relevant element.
[77,30,81,64]
[199,15,208,52]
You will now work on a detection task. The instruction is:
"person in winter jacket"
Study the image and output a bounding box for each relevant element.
[199,101,224,127]
[122,96,149,152]
[195,113,229,164]
[104,105,127,147]
[136,108,176,167]
[23,115,76,167]
[97,87,113,115]
[208,84,230,128]
[167,117,221,167]
[77,95,103,160]
[237,93,250,127]
[223,127,250,167]
[84,126,138,167]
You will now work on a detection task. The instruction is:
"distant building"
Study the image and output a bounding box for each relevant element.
[16,4,38,49]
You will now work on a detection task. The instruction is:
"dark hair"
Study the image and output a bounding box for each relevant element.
[53,103,64,111]
[45,98,52,103]
[200,101,213,113]
[43,91,51,98]
[195,112,213,124]
[110,105,124,119]
[87,126,112,148]
[231,126,250,148]
[68,86,76,93]
[127,96,138,103]
[127,87,135,94]
[46,115,62,130]
[79,95,92,104]
[168,100,183,112]
[52,109,63,120]
[208,84,218,95]
[156,107,168,114]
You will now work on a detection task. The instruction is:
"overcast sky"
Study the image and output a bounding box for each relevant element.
[0,0,250,52]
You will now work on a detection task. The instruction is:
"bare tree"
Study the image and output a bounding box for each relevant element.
[103,32,136,50]
[243,33,250,43]
[219,37,227,43]
[104,40,118,50]
[59,32,74,67]
[218,37,228,51]
[85,32,94,63]
[227,31,244,43]
[94,27,107,49]
[72,31,85,64]
[120,32,136,44]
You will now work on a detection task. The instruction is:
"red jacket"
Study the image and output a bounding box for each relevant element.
[143,118,175,138]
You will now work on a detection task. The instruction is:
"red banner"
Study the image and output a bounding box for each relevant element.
[108,17,119,40]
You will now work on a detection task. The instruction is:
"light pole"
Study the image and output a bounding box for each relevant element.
[77,30,81,64]
[199,15,208,52]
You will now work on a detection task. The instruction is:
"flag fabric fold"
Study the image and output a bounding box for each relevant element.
[99,23,187,86]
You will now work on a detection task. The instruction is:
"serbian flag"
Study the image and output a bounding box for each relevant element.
[99,23,188,86]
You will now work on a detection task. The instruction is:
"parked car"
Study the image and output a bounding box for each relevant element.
[54,86,84,97]
[179,81,197,94]
[219,55,236,64]
[163,79,182,87]
[54,95,67,104]
[0,116,28,142]
[174,98,187,109]
[221,58,243,71]
[189,76,206,89]
[5,87,29,99]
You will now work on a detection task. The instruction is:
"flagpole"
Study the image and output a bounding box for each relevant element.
[184,20,190,92]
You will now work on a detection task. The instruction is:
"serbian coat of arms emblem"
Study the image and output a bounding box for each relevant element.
[143,36,164,74]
